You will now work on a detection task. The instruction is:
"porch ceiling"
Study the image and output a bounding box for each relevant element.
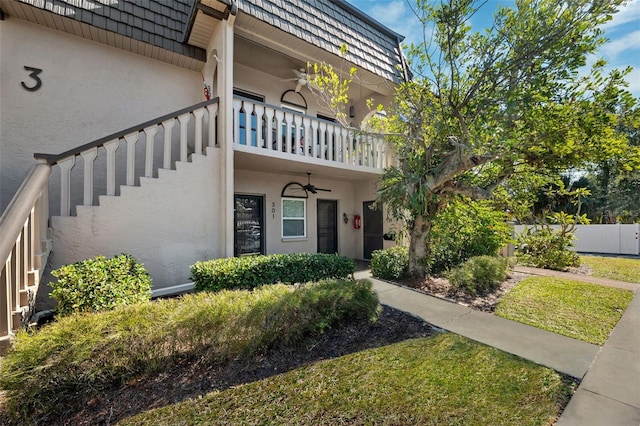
[188,11,224,49]
[234,150,382,182]
[234,15,396,98]
[188,0,235,49]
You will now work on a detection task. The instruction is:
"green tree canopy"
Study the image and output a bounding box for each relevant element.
[377,0,638,276]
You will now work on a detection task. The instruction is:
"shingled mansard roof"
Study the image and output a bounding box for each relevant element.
[11,0,407,82]
[237,0,408,83]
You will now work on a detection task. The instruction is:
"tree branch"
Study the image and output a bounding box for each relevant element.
[431,149,497,190]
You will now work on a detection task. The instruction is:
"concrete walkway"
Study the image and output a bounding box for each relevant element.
[354,268,640,426]
[514,265,640,292]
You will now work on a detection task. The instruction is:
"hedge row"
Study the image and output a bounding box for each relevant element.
[0,279,380,423]
[190,253,355,292]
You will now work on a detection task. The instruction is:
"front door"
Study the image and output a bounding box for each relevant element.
[234,195,264,256]
[363,200,383,259]
[317,200,338,254]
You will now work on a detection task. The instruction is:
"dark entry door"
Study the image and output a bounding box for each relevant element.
[363,200,383,259]
[234,195,264,256]
[317,200,338,254]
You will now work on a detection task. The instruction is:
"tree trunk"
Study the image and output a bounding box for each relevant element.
[408,215,432,277]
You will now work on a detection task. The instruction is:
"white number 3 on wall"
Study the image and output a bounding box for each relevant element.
[21,66,43,92]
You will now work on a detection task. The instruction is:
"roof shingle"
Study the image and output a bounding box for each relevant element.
[15,0,407,81]
[237,0,406,82]
[17,0,206,61]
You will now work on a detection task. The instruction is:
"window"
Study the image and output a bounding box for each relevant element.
[317,113,336,122]
[317,114,337,159]
[233,89,264,103]
[282,198,306,238]
[234,89,265,147]
[281,105,306,154]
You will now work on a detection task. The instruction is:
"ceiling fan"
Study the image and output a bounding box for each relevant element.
[303,172,331,194]
[285,68,315,92]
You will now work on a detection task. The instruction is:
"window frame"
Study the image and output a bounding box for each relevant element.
[234,89,265,147]
[281,197,307,239]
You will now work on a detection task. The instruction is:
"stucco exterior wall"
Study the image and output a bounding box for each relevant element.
[2,14,401,294]
[50,148,224,290]
[234,169,394,259]
[234,169,359,257]
[0,18,203,210]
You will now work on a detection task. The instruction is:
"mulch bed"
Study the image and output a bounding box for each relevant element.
[396,270,530,312]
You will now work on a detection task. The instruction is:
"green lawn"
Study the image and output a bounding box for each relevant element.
[580,256,640,284]
[495,277,633,345]
[119,334,573,426]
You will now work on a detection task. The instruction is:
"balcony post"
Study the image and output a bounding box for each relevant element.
[80,147,98,206]
[162,119,175,169]
[143,126,158,178]
[193,109,205,155]
[57,156,75,216]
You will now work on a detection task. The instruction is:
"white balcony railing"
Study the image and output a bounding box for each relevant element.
[232,97,394,170]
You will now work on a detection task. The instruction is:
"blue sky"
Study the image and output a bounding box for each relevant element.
[347,0,640,97]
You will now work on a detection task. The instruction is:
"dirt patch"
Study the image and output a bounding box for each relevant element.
[397,271,530,312]
[568,264,592,275]
[0,305,435,426]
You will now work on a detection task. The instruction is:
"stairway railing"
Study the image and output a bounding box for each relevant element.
[0,162,51,351]
[35,98,220,216]
[0,98,220,351]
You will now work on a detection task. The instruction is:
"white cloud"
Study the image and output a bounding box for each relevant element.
[602,0,640,30]
[369,0,410,26]
[623,67,640,94]
[602,30,640,58]
[366,0,425,46]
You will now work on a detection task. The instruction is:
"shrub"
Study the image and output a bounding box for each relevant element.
[0,279,380,423]
[448,256,509,296]
[516,227,581,271]
[50,254,151,316]
[515,212,586,271]
[429,199,512,274]
[191,253,355,292]
[371,246,408,280]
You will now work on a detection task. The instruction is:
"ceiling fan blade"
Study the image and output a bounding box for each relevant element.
[295,81,303,92]
[315,188,332,192]
[292,68,306,78]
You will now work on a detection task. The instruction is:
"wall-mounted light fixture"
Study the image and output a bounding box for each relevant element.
[349,105,355,118]
[343,212,349,224]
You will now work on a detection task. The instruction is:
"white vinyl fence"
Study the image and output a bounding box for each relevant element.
[514,224,640,256]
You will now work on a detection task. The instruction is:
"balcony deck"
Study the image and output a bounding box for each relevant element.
[232,97,394,179]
